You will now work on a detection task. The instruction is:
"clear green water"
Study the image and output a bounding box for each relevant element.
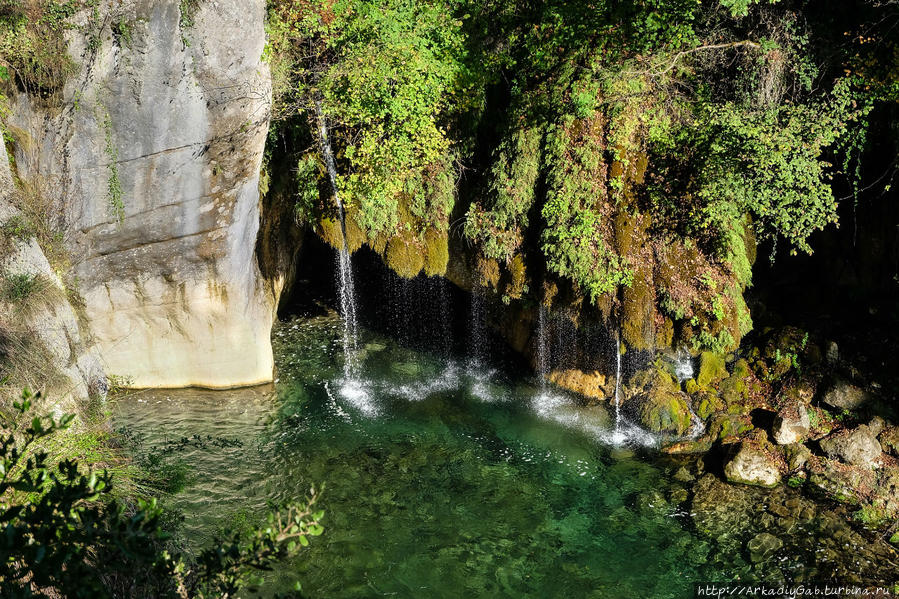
[112,313,894,598]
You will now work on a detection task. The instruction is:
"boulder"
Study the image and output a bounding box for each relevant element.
[807,459,871,504]
[772,402,811,445]
[820,425,883,468]
[547,369,609,402]
[781,443,812,471]
[626,370,693,435]
[724,442,781,487]
[821,381,871,411]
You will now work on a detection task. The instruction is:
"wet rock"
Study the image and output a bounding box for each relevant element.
[626,369,693,435]
[772,403,811,445]
[673,466,695,483]
[820,425,882,468]
[547,369,608,402]
[746,532,783,562]
[821,381,870,411]
[662,437,714,454]
[667,486,689,504]
[725,442,781,487]
[692,474,757,540]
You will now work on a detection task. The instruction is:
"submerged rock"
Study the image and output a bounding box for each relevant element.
[772,402,811,445]
[820,425,883,468]
[724,442,781,487]
[821,381,871,411]
[746,532,783,563]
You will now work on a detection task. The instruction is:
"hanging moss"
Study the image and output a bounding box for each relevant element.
[476,256,501,289]
[386,236,425,279]
[422,228,449,277]
[317,214,365,254]
[504,254,527,300]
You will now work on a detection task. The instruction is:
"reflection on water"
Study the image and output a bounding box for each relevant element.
[112,312,897,598]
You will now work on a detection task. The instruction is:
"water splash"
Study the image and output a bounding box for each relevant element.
[673,348,695,383]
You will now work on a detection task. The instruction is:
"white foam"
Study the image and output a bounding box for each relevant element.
[337,378,378,417]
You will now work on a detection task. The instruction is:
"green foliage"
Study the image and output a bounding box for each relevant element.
[2,272,39,303]
[267,0,475,239]
[0,390,325,598]
[102,112,125,223]
[0,0,78,93]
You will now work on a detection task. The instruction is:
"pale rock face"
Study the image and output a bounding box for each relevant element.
[820,425,883,468]
[9,0,274,388]
[724,442,781,487]
[772,402,811,445]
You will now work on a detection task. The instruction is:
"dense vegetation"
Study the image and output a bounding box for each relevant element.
[266,0,898,352]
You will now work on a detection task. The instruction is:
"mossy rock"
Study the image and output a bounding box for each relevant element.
[710,413,753,441]
[386,236,425,279]
[694,391,723,421]
[631,387,693,436]
[423,228,449,277]
[697,352,728,388]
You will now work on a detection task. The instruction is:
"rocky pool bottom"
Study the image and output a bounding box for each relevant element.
[112,313,899,598]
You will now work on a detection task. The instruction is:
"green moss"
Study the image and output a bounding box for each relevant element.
[423,228,449,277]
[318,215,365,254]
[695,392,723,420]
[504,254,528,300]
[386,236,425,279]
[853,506,888,527]
[697,352,728,388]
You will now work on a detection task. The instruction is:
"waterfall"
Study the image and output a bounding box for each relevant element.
[437,279,452,358]
[536,304,549,388]
[315,101,359,380]
[613,332,623,440]
[468,288,485,365]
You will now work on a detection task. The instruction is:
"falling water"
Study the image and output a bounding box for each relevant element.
[613,332,623,441]
[536,305,549,388]
[468,288,485,365]
[437,279,453,358]
[316,101,359,380]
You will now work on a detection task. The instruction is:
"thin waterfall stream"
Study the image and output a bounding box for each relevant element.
[612,331,624,444]
[315,101,360,382]
[536,304,549,391]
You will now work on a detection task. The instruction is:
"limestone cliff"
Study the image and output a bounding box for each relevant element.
[7,0,274,388]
